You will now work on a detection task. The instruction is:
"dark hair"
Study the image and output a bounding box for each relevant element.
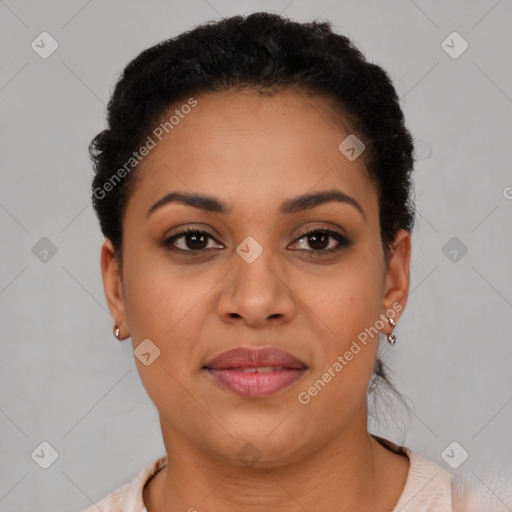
[90,12,415,412]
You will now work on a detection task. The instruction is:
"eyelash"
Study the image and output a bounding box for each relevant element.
[162,225,351,257]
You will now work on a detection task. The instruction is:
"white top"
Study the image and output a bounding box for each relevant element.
[82,436,498,511]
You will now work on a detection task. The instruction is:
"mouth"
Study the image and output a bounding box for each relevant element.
[203,346,308,398]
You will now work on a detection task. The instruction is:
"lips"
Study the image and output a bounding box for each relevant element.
[203,347,308,398]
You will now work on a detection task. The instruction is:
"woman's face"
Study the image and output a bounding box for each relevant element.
[101,89,410,467]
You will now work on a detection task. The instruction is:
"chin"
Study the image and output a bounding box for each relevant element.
[201,420,316,469]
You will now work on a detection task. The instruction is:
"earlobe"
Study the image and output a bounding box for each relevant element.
[100,239,128,334]
[382,229,411,328]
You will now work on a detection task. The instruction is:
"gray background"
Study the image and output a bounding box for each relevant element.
[1,1,511,510]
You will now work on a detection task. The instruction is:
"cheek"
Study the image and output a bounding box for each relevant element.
[122,252,201,340]
[298,256,384,347]
[122,255,217,383]
[296,286,380,423]
[293,257,383,408]
[122,262,206,427]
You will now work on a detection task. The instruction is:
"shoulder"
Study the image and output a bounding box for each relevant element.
[451,469,512,511]
[373,435,512,512]
[82,455,167,512]
[398,449,512,511]
[391,448,454,511]
[373,435,452,511]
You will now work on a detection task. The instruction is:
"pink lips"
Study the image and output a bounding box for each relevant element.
[204,347,307,398]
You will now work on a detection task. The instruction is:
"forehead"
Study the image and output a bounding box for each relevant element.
[125,89,378,220]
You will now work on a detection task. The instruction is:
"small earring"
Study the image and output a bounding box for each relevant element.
[113,324,122,341]
[387,317,397,346]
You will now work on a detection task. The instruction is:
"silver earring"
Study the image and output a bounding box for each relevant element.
[113,324,122,341]
[387,317,396,346]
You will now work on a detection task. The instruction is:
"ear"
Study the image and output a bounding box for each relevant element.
[381,229,411,333]
[101,238,129,337]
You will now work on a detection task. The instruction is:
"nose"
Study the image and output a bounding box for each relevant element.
[217,250,297,329]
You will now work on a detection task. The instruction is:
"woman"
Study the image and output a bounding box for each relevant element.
[85,12,479,511]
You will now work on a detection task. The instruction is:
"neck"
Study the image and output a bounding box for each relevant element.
[144,410,409,512]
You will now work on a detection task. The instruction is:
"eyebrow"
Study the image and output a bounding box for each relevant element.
[146,189,366,220]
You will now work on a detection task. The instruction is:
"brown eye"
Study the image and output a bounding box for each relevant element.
[289,227,350,254]
[164,227,223,254]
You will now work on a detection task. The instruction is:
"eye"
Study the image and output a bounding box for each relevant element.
[163,227,223,255]
[289,226,350,254]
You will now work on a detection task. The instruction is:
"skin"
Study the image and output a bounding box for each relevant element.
[101,89,412,511]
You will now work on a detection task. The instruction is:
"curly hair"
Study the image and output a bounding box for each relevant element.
[90,11,416,412]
